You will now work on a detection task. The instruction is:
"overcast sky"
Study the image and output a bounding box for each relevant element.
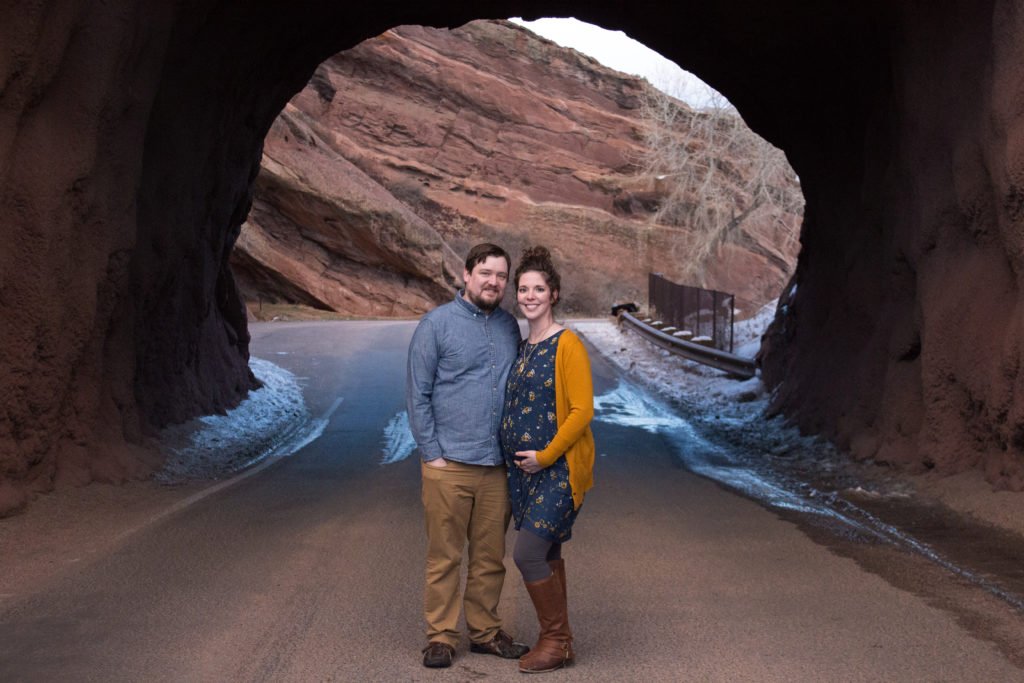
[510,17,726,109]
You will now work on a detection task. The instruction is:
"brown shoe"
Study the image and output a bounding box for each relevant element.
[520,573,573,673]
[470,629,530,658]
[422,641,455,668]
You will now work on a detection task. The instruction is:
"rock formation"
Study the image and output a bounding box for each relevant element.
[234,107,463,318]
[233,21,799,319]
[2,0,1023,515]
[759,1,1024,491]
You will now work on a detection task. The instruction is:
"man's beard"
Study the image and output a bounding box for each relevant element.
[468,288,501,311]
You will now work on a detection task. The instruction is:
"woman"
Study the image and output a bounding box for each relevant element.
[500,246,595,673]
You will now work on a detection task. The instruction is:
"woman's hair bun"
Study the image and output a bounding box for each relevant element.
[521,245,552,265]
[514,245,561,303]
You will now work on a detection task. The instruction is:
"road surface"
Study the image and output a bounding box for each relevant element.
[0,321,1019,681]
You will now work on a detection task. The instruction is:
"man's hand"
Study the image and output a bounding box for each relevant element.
[514,450,543,474]
[425,458,449,469]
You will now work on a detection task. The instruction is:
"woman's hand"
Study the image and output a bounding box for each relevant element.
[514,450,543,474]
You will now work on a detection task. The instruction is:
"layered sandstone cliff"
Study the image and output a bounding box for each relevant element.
[235,107,463,317]
[232,21,800,319]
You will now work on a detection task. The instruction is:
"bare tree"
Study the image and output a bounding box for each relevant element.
[638,83,804,284]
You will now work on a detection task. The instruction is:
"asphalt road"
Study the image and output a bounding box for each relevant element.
[0,321,1020,681]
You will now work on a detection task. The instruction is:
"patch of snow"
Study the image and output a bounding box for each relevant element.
[569,309,906,504]
[590,378,836,518]
[381,411,416,465]
[594,383,691,434]
[572,317,945,539]
[155,357,319,484]
[732,300,779,348]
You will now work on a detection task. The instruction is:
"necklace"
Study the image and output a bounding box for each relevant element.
[516,322,557,374]
[527,321,557,345]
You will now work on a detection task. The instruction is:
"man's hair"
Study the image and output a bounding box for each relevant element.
[465,243,511,273]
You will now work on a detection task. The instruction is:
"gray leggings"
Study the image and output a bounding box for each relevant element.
[512,530,563,582]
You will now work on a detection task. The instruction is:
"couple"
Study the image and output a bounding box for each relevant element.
[406,243,595,673]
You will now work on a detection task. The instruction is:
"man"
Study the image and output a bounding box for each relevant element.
[406,243,529,668]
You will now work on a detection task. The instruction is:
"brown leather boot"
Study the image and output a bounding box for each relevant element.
[548,559,575,663]
[519,573,573,673]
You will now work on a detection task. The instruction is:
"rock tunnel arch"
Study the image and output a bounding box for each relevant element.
[2,0,1023,514]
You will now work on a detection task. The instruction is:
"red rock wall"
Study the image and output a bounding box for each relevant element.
[234,21,799,319]
[235,107,464,317]
[2,0,1023,514]
[761,1,1024,490]
[0,2,173,510]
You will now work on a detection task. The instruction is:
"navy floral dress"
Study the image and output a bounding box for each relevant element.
[500,330,580,543]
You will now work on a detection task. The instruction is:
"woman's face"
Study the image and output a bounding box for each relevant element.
[516,270,558,322]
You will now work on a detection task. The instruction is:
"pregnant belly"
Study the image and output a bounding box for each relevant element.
[502,425,550,452]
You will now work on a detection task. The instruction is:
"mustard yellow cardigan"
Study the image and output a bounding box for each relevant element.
[536,329,595,509]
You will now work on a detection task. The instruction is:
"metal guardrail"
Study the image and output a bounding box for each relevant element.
[618,311,757,379]
[649,273,734,353]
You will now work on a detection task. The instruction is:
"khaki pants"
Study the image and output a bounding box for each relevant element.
[421,459,511,646]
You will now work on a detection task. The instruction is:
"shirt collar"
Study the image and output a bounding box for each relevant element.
[454,289,493,317]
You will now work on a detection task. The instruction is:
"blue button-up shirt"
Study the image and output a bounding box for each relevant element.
[406,291,522,465]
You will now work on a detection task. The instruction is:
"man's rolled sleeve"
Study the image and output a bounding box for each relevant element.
[406,319,444,461]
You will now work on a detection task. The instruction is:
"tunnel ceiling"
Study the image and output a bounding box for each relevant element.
[1,0,1022,515]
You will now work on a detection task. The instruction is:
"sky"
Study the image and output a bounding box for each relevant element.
[510,17,726,109]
